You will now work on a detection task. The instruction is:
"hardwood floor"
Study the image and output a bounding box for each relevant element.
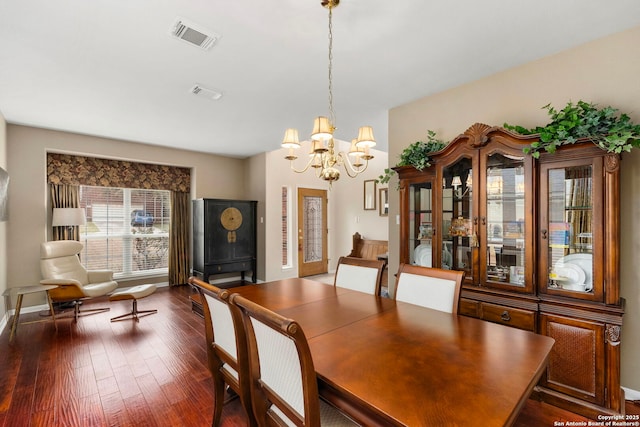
[0,285,637,426]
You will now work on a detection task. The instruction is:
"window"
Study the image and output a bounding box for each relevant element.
[281,186,292,269]
[79,185,170,278]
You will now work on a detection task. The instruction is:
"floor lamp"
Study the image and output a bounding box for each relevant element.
[52,207,86,240]
[50,207,86,311]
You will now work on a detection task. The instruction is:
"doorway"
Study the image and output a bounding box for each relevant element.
[297,187,328,277]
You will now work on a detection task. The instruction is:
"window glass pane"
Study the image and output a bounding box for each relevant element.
[410,183,432,267]
[442,157,472,275]
[281,186,292,268]
[302,195,323,263]
[485,153,525,286]
[79,186,170,277]
[547,165,593,293]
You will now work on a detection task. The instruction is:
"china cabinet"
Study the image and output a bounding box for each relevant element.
[395,123,624,418]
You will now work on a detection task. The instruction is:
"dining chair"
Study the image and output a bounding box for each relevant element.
[333,256,385,296]
[189,277,257,427]
[229,293,359,427]
[394,263,464,314]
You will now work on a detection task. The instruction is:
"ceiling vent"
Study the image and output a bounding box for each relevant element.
[191,84,223,101]
[171,18,220,50]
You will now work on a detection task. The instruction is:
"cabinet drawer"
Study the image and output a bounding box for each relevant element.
[209,260,253,274]
[459,298,480,318]
[480,302,535,331]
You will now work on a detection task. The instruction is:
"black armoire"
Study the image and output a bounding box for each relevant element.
[192,198,257,283]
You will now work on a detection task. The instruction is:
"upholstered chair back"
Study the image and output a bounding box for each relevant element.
[40,240,89,285]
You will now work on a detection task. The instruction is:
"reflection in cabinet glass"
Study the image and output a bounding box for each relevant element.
[442,157,473,276]
[547,165,593,293]
[485,153,526,286]
[409,183,433,267]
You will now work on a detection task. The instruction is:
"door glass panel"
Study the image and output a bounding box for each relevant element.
[547,165,593,293]
[410,182,432,267]
[302,195,323,263]
[442,157,472,276]
[486,153,525,286]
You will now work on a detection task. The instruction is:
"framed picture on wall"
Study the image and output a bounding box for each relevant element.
[364,180,376,210]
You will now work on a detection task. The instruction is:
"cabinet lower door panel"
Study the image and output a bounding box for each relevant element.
[539,313,605,405]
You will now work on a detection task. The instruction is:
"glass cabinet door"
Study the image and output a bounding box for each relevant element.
[483,153,527,288]
[442,157,473,279]
[541,161,597,300]
[409,182,433,267]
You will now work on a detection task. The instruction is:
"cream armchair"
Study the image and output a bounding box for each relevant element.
[40,240,118,321]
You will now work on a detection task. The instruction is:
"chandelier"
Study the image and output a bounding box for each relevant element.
[281,0,375,184]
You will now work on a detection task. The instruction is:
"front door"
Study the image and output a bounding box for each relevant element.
[297,188,328,277]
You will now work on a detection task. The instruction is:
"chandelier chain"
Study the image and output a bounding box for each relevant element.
[327,5,335,129]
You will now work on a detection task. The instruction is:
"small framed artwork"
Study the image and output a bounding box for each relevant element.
[364,180,376,210]
[379,188,388,216]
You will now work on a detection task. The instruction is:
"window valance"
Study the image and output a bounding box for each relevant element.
[47,153,191,192]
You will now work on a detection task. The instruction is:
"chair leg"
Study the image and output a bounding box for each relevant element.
[211,376,226,427]
[110,299,157,322]
[50,300,110,323]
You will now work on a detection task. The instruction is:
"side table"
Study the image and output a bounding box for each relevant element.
[6,285,58,341]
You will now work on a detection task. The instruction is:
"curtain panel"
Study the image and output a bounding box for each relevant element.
[47,153,192,286]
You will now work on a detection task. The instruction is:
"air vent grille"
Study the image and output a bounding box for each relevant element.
[171,18,220,50]
[191,84,223,101]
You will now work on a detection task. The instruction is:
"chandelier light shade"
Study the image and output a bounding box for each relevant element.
[281,0,375,185]
[311,116,334,141]
[281,128,300,149]
[356,126,376,148]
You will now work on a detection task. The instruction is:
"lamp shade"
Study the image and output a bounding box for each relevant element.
[355,126,376,148]
[52,208,86,227]
[281,128,300,149]
[451,176,462,188]
[311,116,333,141]
[348,139,361,157]
[309,139,327,154]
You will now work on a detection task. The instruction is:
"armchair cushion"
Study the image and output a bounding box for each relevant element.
[87,270,114,283]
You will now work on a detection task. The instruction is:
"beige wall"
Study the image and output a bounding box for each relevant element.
[0,112,7,325]
[388,25,640,393]
[6,125,247,307]
[245,152,267,281]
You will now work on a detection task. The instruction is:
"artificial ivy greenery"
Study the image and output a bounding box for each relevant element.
[504,101,640,158]
[377,130,446,184]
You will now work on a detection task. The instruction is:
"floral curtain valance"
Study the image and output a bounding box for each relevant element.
[47,153,191,192]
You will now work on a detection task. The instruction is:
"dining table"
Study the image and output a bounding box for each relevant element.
[228,278,554,426]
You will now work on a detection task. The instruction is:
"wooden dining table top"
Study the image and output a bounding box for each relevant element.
[228,278,554,427]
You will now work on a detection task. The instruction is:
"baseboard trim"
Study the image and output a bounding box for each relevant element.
[623,387,640,401]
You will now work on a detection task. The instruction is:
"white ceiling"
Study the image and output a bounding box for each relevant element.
[1,1,640,158]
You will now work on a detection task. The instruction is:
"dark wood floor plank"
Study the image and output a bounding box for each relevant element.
[89,350,114,382]
[100,390,133,426]
[76,393,108,427]
[1,285,637,427]
[122,393,157,427]
[29,408,55,427]
[112,364,142,400]
[96,375,119,398]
